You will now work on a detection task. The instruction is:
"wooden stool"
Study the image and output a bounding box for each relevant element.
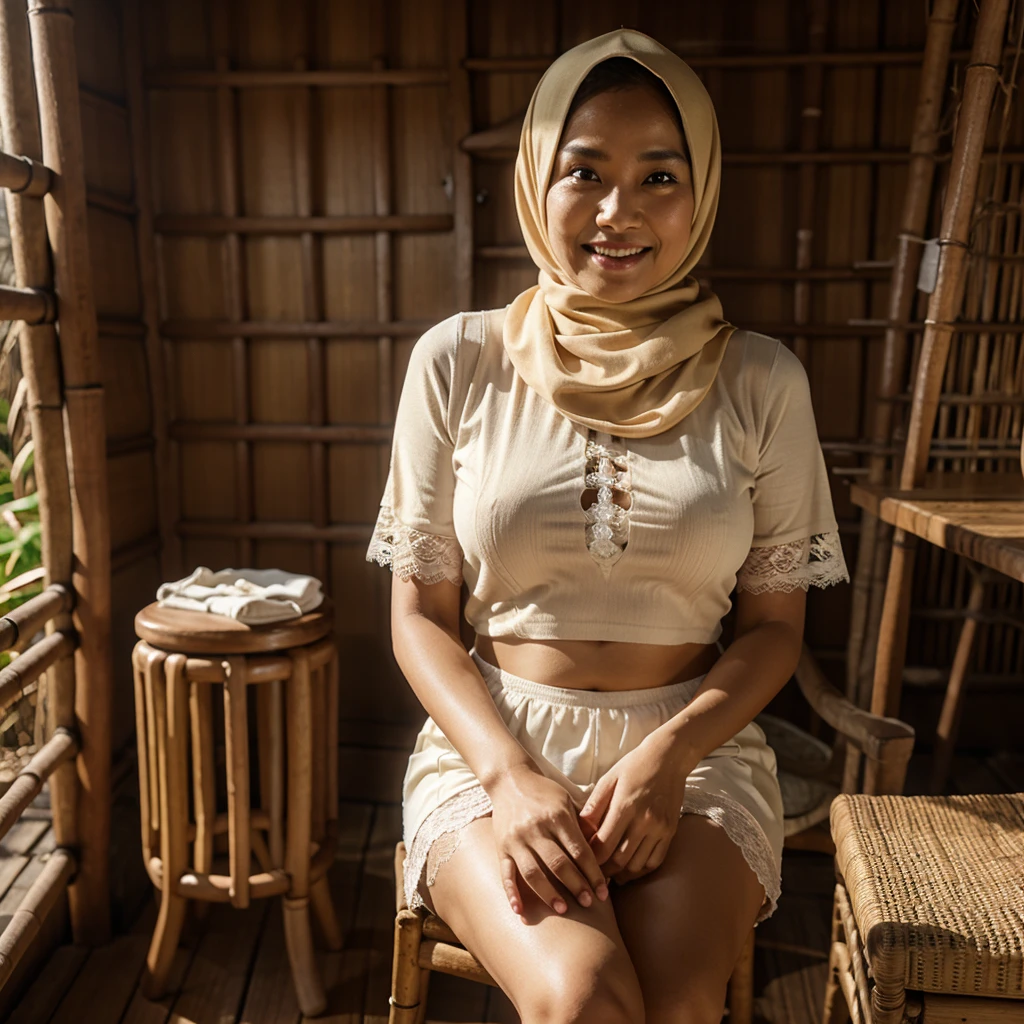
[825,793,1024,1024]
[132,601,341,1017]
[389,841,756,1024]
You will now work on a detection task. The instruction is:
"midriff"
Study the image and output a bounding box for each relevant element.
[473,635,720,692]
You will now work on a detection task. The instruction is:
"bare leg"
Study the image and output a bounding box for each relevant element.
[428,816,644,1024]
[612,815,766,1024]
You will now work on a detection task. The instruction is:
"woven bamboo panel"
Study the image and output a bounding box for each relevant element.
[128,0,1019,739]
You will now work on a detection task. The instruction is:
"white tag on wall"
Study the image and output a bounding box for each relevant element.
[917,238,940,293]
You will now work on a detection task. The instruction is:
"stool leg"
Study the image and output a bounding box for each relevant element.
[310,873,343,951]
[824,887,851,1024]
[390,909,426,1024]
[144,654,190,999]
[284,649,326,1017]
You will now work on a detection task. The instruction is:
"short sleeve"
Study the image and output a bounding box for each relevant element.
[365,315,464,585]
[736,344,850,595]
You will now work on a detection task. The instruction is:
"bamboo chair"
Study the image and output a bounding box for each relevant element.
[854,0,1024,797]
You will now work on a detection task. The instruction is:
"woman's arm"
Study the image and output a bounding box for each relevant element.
[391,576,608,914]
[580,587,805,877]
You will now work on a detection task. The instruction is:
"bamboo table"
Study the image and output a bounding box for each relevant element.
[132,600,340,1017]
[850,475,1024,583]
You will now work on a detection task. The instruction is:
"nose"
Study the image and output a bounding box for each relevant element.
[595,186,643,233]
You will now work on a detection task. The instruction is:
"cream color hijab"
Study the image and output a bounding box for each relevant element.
[503,29,734,439]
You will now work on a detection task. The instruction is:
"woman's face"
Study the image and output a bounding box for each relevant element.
[545,84,694,303]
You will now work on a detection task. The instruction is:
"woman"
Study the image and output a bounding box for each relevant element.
[367,28,848,1024]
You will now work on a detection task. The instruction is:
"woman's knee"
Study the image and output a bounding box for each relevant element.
[644,982,726,1024]
[523,960,645,1024]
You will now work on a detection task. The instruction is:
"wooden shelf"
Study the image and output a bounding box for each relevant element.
[850,475,1024,583]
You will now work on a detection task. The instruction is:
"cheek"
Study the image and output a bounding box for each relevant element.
[652,198,694,263]
[546,187,591,255]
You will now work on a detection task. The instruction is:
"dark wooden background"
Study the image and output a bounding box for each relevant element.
[60,0,1021,798]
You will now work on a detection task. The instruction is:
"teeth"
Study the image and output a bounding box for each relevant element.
[591,245,645,257]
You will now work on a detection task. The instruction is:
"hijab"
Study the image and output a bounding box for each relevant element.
[503,28,734,439]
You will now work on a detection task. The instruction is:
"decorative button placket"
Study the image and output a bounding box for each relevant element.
[582,429,632,579]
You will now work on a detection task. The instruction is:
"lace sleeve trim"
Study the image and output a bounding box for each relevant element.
[736,530,849,595]
[365,505,464,586]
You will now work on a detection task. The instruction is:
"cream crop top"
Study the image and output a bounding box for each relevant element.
[366,309,849,646]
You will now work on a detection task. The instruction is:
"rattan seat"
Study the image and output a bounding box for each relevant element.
[825,793,1024,1023]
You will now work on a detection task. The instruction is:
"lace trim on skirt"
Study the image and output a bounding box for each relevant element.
[404,784,781,922]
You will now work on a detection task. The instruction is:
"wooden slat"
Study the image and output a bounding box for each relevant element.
[3,943,89,1024]
[162,318,437,338]
[155,213,453,234]
[146,68,449,88]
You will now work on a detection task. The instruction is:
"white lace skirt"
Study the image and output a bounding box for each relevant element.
[402,650,784,923]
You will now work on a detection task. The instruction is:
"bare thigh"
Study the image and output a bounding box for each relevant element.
[612,815,766,1024]
[428,816,644,1024]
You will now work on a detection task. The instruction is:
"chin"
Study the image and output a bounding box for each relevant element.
[579,277,648,303]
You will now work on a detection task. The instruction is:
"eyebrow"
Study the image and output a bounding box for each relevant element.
[560,143,688,163]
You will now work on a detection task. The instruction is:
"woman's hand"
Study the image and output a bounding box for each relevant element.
[578,729,692,884]
[486,764,610,917]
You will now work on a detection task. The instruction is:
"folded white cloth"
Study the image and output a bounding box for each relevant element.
[156,567,324,625]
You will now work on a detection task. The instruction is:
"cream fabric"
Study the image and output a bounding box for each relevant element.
[504,28,734,439]
[156,567,323,625]
[366,310,849,646]
[402,649,784,922]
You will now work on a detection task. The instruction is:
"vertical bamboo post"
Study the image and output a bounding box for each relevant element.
[867,0,1010,777]
[212,0,253,567]
[792,0,828,369]
[372,40,395,433]
[121,0,180,580]
[449,0,473,312]
[0,0,78,876]
[28,0,113,943]
[292,51,329,588]
[846,0,960,729]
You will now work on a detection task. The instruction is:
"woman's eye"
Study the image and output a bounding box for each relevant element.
[570,167,599,182]
[646,171,677,185]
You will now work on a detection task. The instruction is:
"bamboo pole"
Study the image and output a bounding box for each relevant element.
[211,0,252,569]
[0,848,77,990]
[0,728,77,841]
[122,0,179,579]
[0,583,71,652]
[154,213,453,234]
[449,0,473,312]
[0,630,76,712]
[867,0,1011,780]
[792,0,828,369]
[0,149,51,196]
[844,0,960,773]
[28,0,114,943]
[0,282,52,323]
[0,0,81,939]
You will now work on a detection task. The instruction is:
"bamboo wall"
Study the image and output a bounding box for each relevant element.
[59,0,1019,778]
[74,0,161,758]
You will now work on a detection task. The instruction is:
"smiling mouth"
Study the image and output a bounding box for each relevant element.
[583,243,652,258]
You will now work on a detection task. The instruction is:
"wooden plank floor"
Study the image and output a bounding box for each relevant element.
[4,750,1022,1024]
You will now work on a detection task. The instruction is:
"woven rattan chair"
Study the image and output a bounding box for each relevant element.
[824,792,1024,1024]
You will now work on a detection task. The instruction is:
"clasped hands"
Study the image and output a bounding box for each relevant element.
[488,730,692,918]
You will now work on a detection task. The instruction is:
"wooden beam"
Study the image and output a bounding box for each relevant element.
[0,283,53,324]
[145,68,449,88]
[154,213,453,234]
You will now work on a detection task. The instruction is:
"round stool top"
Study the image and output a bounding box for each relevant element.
[134,597,333,654]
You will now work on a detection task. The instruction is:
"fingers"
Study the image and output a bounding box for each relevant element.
[591,808,630,866]
[518,847,570,914]
[500,855,524,916]
[624,833,657,876]
[558,827,610,903]
[579,775,615,837]
[644,835,670,874]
